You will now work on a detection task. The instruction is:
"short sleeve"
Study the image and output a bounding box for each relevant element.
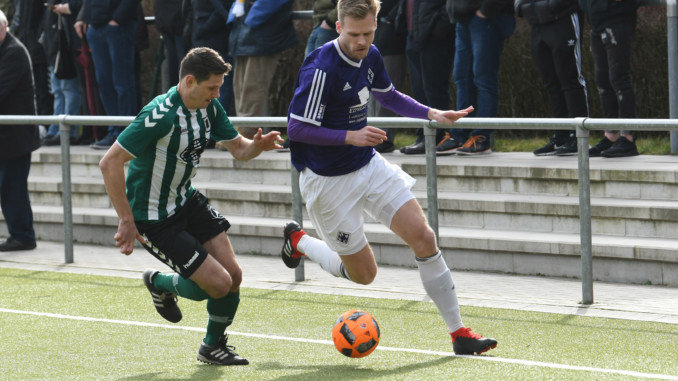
[369,50,393,94]
[288,67,330,126]
[209,100,240,142]
[117,103,173,158]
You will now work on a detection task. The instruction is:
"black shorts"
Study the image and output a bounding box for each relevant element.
[135,191,231,278]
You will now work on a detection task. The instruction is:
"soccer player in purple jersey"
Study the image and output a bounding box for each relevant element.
[281,0,497,355]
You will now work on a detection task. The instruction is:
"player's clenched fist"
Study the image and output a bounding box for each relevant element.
[345,126,387,147]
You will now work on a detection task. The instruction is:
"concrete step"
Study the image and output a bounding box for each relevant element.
[26,175,678,239]
[2,206,675,286]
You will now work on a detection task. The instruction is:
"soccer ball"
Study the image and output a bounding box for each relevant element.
[331,309,380,358]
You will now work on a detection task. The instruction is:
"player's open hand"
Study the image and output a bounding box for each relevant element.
[428,106,475,126]
[253,128,284,151]
[345,126,387,147]
[114,219,146,255]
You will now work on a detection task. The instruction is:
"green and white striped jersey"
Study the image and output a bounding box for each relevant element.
[117,86,239,222]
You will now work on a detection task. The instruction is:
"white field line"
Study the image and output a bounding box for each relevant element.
[2,307,677,380]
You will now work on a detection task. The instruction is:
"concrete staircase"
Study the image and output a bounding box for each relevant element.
[6,146,678,286]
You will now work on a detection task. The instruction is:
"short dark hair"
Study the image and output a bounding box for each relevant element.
[337,0,380,24]
[179,47,232,83]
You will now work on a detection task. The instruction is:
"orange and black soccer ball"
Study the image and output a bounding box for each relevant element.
[331,309,380,358]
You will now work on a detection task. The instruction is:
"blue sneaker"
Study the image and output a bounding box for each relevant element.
[90,133,117,150]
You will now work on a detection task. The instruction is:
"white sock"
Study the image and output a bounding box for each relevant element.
[416,251,463,332]
[298,235,351,280]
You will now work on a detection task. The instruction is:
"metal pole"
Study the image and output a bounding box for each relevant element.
[423,122,439,242]
[576,118,593,304]
[668,0,678,152]
[59,116,74,264]
[291,166,305,281]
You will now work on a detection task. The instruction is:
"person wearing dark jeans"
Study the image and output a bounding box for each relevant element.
[580,0,639,157]
[444,0,514,155]
[0,11,40,251]
[516,0,589,156]
[399,0,455,155]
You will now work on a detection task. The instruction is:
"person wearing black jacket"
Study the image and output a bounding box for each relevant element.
[443,0,514,155]
[397,0,455,155]
[0,11,41,251]
[580,0,639,158]
[154,0,184,89]
[516,0,589,156]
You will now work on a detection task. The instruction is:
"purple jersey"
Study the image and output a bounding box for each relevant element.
[288,39,393,176]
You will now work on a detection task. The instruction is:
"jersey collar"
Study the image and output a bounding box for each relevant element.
[333,39,362,68]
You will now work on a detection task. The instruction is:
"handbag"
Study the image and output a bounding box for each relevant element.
[54,14,77,79]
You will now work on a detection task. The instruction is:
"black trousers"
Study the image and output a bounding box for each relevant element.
[530,13,589,143]
[590,20,636,134]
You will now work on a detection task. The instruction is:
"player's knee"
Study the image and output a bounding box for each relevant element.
[229,267,242,291]
[206,278,232,299]
[351,267,377,285]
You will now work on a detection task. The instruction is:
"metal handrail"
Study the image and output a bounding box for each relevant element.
[3,115,678,304]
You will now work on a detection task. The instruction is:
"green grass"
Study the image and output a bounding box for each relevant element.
[1,268,677,380]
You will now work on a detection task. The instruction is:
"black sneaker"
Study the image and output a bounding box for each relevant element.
[436,133,463,156]
[0,237,36,251]
[456,135,491,156]
[533,138,560,156]
[399,139,425,155]
[554,136,578,156]
[601,136,639,158]
[142,269,182,323]
[589,137,613,157]
[451,327,498,355]
[90,133,116,150]
[281,222,306,269]
[197,334,249,365]
[276,138,290,152]
[374,140,395,153]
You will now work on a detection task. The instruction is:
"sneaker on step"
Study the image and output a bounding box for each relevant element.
[436,133,463,156]
[281,221,306,269]
[533,137,561,156]
[142,269,182,323]
[455,135,491,156]
[197,334,249,366]
[554,136,578,156]
[399,139,425,155]
[90,133,117,150]
[601,136,639,158]
[451,327,497,355]
[588,137,613,157]
[375,140,395,153]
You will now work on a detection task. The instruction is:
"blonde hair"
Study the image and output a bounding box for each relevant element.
[337,0,380,24]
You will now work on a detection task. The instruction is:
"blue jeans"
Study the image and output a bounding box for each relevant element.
[0,153,35,244]
[47,66,81,138]
[406,34,454,141]
[87,22,137,138]
[451,14,515,141]
[305,25,339,57]
[219,53,235,114]
[163,32,186,86]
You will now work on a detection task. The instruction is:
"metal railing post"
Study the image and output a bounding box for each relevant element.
[291,165,305,281]
[668,0,678,153]
[59,116,74,264]
[423,121,439,242]
[576,117,593,304]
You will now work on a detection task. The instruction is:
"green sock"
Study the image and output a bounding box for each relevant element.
[152,273,209,301]
[204,291,240,346]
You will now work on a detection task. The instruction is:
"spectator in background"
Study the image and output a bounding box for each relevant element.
[515,0,589,156]
[0,1,13,24]
[0,10,41,251]
[154,0,184,88]
[580,0,639,157]
[186,0,236,115]
[41,0,83,146]
[443,0,514,155]
[369,0,407,154]
[76,0,140,150]
[225,0,298,139]
[306,0,338,56]
[398,0,454,155]
[11,0,53,119]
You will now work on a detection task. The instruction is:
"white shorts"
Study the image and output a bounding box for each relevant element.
[300,153,416,255]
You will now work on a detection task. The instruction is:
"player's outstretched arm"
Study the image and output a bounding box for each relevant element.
[99,143,146,255]
[428,106,474,126]
[221,128,284,161]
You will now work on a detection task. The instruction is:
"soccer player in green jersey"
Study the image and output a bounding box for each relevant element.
[99,47,283,365]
